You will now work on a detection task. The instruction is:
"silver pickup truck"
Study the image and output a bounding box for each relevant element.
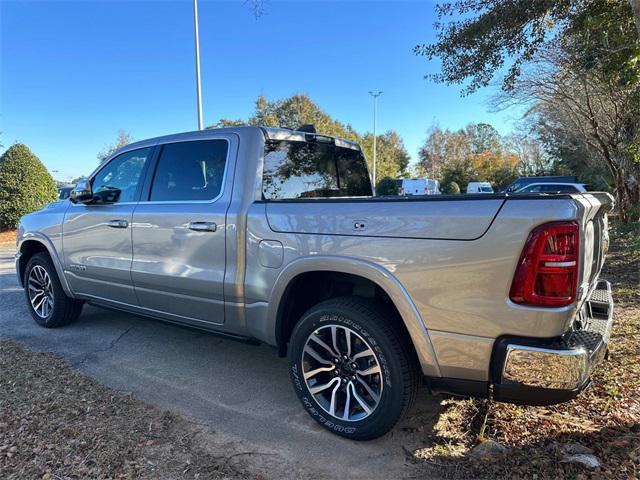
[16,126,615,440]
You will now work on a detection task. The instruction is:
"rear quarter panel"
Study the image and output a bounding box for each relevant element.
[247,196,582,381]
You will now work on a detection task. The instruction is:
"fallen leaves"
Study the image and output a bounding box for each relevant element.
[0,342,250,479]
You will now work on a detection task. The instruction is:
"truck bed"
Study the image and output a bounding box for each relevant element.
[263,192,603,241]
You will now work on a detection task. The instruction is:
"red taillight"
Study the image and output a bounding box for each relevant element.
[509,221,579,307]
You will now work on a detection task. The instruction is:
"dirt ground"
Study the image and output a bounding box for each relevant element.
[0,340,286,479]
[0,230,16,247]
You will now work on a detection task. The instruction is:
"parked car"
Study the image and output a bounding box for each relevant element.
[515,183,587,194]
[398,178,440,195]
[57,185,74,200]
[466,181,494,194]
[15,126,615,440]
[503,175,578,193]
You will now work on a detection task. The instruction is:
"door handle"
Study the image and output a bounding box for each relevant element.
[188,221,217,232]
[106,219,129,229]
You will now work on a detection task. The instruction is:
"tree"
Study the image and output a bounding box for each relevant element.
[209,94,411,184]
[360,131,412,181]
[376,177,399,196]
[529,116,612,190]
[503,130,553,177]
[70,175,88,185]
[415,0,640,94]
[0,144,57,229]
[632,0,640,35]
[466,123,501,154]
[210,119,247,128]
[97,130,134,163]
[496,46,639,220]
[420,0,639,219]
[417,122,519,191]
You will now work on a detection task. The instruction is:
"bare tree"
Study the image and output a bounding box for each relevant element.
[503,131,552,176]
[496,48,640,221]
[97,130,134,163]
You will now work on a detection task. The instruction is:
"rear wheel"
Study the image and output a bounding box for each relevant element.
[24,252,83,328]
[288,296,420,440]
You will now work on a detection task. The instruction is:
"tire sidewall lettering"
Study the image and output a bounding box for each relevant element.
[290,309,396,435]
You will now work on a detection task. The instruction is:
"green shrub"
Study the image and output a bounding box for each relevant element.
[0,144,57,229]
[442,181,461,194]
[376,176,399,196]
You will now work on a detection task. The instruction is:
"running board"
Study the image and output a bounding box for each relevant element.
[87,301,262,346]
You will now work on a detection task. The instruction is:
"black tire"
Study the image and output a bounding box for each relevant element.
[23,252,83,328]
[288,296,420,440]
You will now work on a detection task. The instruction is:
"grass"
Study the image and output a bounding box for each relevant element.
[412,219,640,478]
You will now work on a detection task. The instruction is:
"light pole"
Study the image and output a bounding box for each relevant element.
[369,91,382,191]
[193,0,204,130]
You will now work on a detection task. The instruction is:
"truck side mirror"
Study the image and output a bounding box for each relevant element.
[69,180,94,204]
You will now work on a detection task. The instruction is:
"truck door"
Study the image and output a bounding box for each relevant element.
[131,137,235,325]
[63,147,153,305]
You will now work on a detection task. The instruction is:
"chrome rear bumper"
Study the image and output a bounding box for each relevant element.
[492,280,613,405]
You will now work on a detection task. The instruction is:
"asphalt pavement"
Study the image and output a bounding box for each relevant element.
[0,246,441,479]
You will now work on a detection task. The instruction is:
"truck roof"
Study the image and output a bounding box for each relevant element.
[113,125,361,156]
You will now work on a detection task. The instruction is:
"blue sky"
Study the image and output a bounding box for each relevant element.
[1,0,522,181]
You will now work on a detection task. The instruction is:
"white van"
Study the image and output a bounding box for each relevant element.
[466,182,494,194]
[399,178,440,196]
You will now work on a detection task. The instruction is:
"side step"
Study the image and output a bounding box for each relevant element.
[587,280,613,320]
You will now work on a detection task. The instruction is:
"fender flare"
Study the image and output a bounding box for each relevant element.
[268,255,442,377]
[17,233,74,297]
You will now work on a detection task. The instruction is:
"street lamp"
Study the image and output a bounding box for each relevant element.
[368,90,382,191]
[193,0,204,130]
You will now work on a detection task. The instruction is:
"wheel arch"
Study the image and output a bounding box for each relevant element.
[269,256,441,377]
[17,235,73,297]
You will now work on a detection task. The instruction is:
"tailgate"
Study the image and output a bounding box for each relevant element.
[574,193,615,304]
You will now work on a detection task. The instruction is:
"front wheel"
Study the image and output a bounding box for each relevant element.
[24,252,83,328]
[288,296,420,440]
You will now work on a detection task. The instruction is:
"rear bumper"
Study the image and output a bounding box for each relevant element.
[491,280,613,405]
[426,280,614,406]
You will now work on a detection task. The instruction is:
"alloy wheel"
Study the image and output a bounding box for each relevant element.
[301,324,383,421]
[28,265,54,318]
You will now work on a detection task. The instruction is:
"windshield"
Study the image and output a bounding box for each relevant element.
[262,141,373,199]
[481,186,493,192]
[505,181,525,192]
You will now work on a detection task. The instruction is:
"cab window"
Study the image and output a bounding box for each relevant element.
[91,147,151,204]
[262,141,372,200]
[150,140,228,202]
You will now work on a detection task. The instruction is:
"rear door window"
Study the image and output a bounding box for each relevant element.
[150,140,228,202]
[262,141,372,200]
